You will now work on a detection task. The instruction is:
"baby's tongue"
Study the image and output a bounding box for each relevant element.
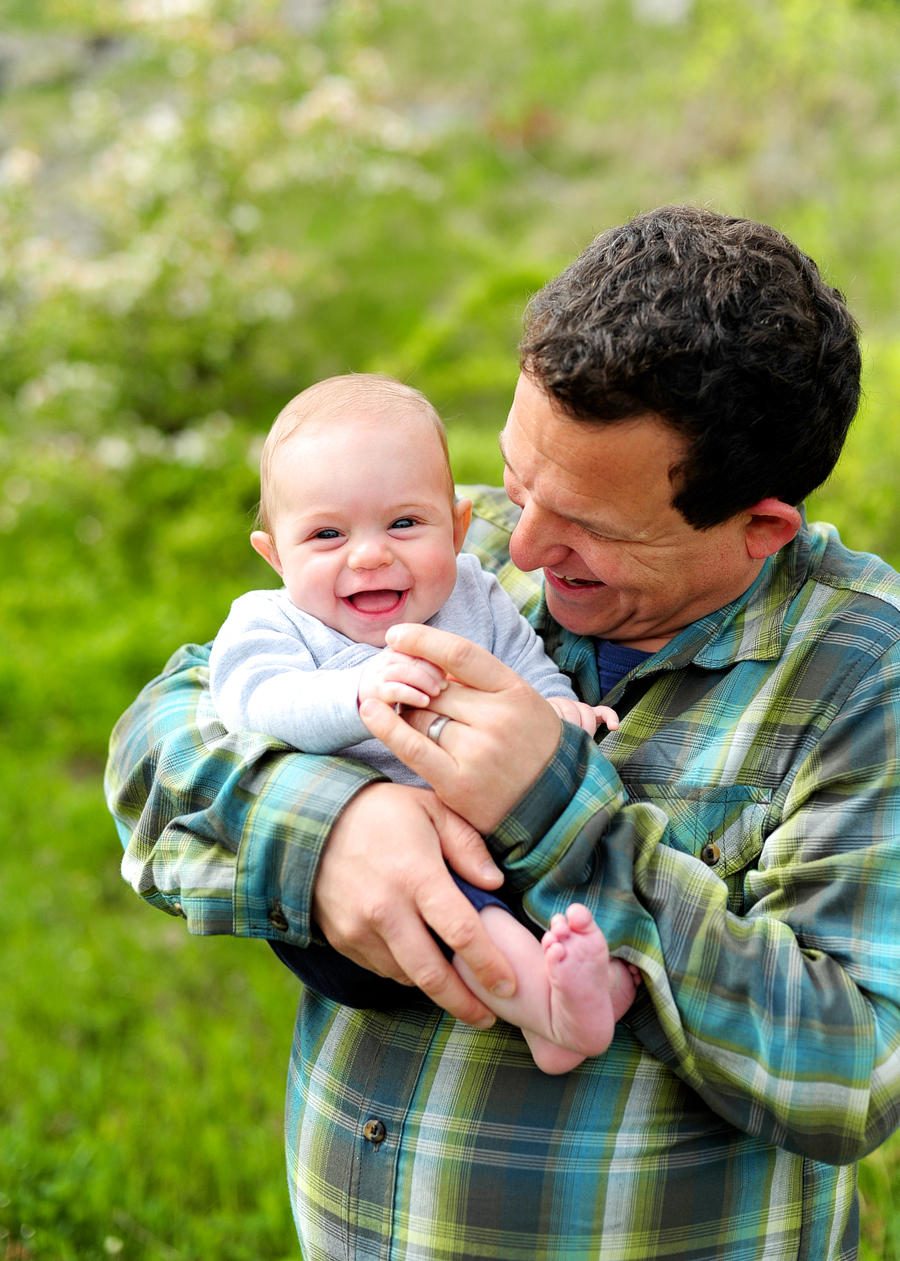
[351,589,401,614]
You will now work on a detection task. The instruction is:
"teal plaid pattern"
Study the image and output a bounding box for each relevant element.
[107,486,900,1260]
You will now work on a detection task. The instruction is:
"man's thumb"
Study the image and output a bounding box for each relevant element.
[434,803,503,890]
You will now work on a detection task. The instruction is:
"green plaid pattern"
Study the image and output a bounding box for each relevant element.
[107,486,900,1260]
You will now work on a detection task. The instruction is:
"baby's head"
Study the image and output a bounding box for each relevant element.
[251,374,472,647]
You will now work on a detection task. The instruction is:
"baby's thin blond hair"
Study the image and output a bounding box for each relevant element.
[256,374,453,536]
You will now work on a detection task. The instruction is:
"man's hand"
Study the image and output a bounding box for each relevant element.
[358,649,448,709]
[312,781,517,1026]
[359,624,564,834]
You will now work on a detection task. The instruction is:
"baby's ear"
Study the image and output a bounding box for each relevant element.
[452,498,473,553]
[251,531,284,576]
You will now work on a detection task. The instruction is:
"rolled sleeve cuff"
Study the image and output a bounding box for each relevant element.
[488,724,627,893]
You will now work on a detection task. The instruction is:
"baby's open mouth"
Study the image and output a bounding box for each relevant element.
[345,589,407,615]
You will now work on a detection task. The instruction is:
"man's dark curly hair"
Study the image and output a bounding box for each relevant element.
[519,205,861,530]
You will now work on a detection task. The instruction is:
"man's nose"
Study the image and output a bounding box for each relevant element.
[347,537,394,570]
[509,500,571,572]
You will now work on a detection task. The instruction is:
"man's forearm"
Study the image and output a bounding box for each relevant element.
[106,642,382,941]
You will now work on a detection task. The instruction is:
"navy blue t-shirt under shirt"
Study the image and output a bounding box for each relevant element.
[596,638,653,697]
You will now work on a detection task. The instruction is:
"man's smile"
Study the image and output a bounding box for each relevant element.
[545,568,605,591]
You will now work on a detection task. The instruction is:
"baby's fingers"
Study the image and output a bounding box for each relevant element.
[550,697,600,734]
[593,705,619,731]
[547,696,583,726]
[382,653,447,697]
[372,681,433,708]
[412,658,449,694]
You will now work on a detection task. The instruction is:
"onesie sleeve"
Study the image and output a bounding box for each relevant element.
[209,592,375,752]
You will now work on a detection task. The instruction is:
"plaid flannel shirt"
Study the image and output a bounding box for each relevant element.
[107,486,900,1261]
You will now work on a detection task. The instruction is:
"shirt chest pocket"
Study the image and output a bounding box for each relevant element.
[622,782,773,915]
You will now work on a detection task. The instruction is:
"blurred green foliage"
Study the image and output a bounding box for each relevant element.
[2,0,900,1256]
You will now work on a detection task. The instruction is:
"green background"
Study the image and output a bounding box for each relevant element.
[1,0,899,1256]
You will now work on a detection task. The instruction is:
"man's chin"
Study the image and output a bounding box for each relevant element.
[545,587,678,651]
[544,584,615,638]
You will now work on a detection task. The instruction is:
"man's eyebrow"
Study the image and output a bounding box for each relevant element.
[497,429,643,541]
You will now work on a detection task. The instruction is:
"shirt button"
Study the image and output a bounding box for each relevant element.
[700,843,721,866]
[267,907,289,932]
[363,1118,386,1145]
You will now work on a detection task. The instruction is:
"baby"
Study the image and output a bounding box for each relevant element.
[210,373,639,1073]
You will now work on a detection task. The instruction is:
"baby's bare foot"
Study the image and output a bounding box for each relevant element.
[541,903,616,1056]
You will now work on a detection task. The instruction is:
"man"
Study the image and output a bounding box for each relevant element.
[107,206,900,1261]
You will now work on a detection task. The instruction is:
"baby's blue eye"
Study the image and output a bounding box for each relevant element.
[390,517,416,530]
[315,528,341,540]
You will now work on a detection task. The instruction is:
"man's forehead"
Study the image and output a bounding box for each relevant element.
[506,375,686,465]
[501,411,681,478]
[499,385,690,539]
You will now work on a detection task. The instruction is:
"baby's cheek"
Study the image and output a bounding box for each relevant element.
[416,551,462,619]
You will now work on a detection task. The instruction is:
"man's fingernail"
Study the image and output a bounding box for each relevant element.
[473,1015,496,1029]
[492,979,514,999]
[481,860,501,880]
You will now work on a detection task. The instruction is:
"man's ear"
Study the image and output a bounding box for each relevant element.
[452,498,473,553]
[743,499,803,560]
[251,530,284,576]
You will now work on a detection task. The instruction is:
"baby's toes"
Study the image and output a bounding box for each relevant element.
[543,938,567,965]
[548,912,572,941]
[565,903,596,934]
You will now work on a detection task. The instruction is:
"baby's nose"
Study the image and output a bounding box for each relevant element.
[347,538,394,569]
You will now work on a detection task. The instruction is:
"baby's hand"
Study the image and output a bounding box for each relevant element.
[358,649,448,709]
[547,696,619,736]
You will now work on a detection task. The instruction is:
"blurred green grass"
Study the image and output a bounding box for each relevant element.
[2,0,900,1256]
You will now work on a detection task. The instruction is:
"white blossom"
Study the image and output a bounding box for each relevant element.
[0,147,40,186]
